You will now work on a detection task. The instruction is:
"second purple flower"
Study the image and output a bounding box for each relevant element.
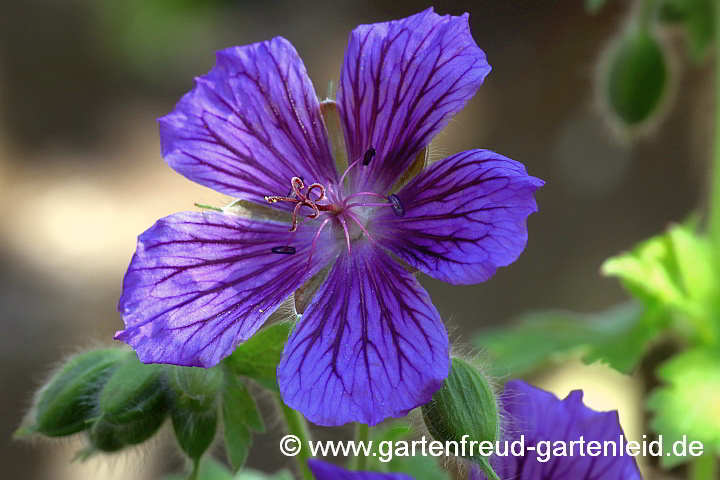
[115,8,543,426]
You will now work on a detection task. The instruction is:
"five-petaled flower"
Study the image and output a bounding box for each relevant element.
[115,8,543,426]
[309,459,413,480]
[470,381,643,480]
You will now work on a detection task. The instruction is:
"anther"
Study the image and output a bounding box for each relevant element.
[362,147,376,166]
[388,194,405,217]
[271,246,296,255]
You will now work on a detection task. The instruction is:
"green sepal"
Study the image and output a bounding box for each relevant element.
[474,302,666,377]
[421,358,498,457]
[16,348,126,438]
[647,347,720,467]
[167,366,224,463]
[172,409,218,462]
[97,353,167,423]
[167,365,224,413]
[223,372,265,472]
[224,321,293,391]
[86,401,167,454]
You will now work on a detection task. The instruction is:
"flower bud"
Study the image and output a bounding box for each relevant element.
[421,357,500,479]
[601,27,669,129]
[167,366,224,461]
[16,348,126,438]
[86,353,169,453]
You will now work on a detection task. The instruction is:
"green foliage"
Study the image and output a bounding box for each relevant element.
[605,28,668,126]
[15,348,126,438]
[224,321,293,391]
[648,348,720,467]
[223,373,265,472]
[474,302,665,377]
[602,223,719,344]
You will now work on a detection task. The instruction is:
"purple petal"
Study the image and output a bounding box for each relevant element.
[371,150,543,285]
[116,211,339,368]
[309,459,415,480]
[159,37,337,210]
[277,242,449,426]
[472,380,643,480]
[337,8,490,194]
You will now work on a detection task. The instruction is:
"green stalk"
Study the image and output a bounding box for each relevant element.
[278,397,313,480]
[352,423,370,470]
[711,0,720,247]
[691,453,717,480]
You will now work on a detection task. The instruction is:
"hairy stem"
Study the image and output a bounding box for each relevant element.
[278,396,313,480]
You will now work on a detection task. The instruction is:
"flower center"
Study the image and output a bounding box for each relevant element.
[264,148,406,264]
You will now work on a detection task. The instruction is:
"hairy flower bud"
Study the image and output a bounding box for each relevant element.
[167,366,224,462]
[421,357,500,479]
[16,348,126,438]
[86,353,169,453]
[601,27,669,130]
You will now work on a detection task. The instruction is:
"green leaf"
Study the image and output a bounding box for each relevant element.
[602,223,718,343]
[474,302,663,377]
[647,348,720,467]
[585,0,611,14]
[224,321,293,391]
[235,469,294,480]
[223,373,265,472]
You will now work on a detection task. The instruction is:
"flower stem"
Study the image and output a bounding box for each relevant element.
[710,0,720,247]
[474,457,501,480]
[278,396,313,480]
[691,453,717,480]
[352,423,370,470]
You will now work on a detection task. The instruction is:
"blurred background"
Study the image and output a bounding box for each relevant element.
[0,0,710,479]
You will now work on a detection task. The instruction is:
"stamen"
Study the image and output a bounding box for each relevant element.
[271,246,296,255]
[345,211,377,247]
[307,217,332,268]
[362,147,376,166]
[339,216,352,254]
[388,194,405,217]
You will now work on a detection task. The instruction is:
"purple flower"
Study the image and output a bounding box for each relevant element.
[309,459,413,480]
[471,380,643,480]
[115,8,542,426]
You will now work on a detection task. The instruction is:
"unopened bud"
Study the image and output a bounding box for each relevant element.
[601,28,669,130]
[16,348,126,438]
[86,353,169,453]
[422,358,500,480]
[167,366,223,461]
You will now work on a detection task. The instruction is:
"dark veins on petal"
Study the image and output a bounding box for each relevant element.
[277,242,449,426]
[337,8,491,194]
[372,149,543,285]
[116,211,337,368]
[158,37,336,212]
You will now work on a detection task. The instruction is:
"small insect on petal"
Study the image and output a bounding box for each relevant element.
[388,194,405,217]
[362,147,376,166]
[271,246,297,254]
